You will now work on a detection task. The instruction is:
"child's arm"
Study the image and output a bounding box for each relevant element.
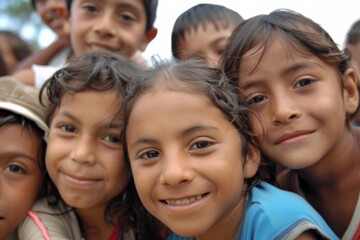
[12,68,35,86]
[12,36,70,73]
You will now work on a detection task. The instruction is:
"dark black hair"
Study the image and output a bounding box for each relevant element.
[346,19,360,46]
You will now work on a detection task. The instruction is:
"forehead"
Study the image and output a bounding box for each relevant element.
[131,85,212,115]
[240,34,312,73]
[129,87,233,130]
[57,89,122,118]
[0,123,41,156]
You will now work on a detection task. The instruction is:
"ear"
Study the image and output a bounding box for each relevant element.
[139,27,158,51]
[343,68,359,114]
[243,144,261,179]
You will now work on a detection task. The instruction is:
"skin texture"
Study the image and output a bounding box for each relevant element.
[238,34,360,236]
[126,86,259,240]
[34,0,67,36]
[0,123,43,239]
[176,23,236,67]
[64,0,156,58]
[46,89,129,240]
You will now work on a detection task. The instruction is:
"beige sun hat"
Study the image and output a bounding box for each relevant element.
[0,76,48,133]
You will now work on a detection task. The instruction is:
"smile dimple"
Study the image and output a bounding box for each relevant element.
[163,194,207,206]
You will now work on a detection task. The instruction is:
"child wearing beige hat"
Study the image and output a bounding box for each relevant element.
[0,76,48,240]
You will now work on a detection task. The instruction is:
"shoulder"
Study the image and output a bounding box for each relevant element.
[17,198,82,240]
[239,182,338,240]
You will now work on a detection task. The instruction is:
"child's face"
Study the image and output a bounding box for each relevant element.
[65,0,154,58]
[0,123,43,239]
[126,86,259,238]
[46,89,129,210]
[176,23,236,67]
[34,0,67,36]
[238,35,358,169]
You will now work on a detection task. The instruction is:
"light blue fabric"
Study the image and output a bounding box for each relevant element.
[167,182,338,240]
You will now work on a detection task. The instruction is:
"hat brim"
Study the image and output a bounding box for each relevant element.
[0,102,49,133]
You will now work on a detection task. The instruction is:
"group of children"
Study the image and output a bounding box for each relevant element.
[0,0,359,239]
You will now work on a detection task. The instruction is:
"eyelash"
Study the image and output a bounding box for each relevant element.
[59,124,76,133]
[4,164,26,174]
[138,150,160,160]
[190,140,212,150]
[103,135,121,144]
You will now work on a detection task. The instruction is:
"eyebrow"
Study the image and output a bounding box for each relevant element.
[105,120,123,129]
[129,125,220,149]
[240,61,323,89]
[55,112,123,129]
[0,152,37,162]
[180,125,219,138]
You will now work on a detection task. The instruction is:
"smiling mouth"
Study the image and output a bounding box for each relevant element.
[162,193,208,206]
[63,173,101,186]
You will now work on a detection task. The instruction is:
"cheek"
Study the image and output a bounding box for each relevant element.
[250,113,266,136]
[4,177,42,218]
[131,166,153,202]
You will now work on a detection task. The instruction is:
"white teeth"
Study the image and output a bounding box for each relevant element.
[165,194,203,205]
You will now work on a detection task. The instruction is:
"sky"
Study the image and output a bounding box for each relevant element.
[142,0,360,61]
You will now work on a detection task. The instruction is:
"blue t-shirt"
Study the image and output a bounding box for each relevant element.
[168,182,338,240]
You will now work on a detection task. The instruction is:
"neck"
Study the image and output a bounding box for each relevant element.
[196,192,247,240]
[76,205,115,240]
[296,126,360,190]
[296,127,360,237]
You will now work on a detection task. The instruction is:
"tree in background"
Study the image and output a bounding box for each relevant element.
[0,0,53,51]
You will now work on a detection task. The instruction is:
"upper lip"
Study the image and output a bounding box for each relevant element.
[274,130,314,145]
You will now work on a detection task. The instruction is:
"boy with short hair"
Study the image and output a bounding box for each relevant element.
[13,0,71,71]
[171,3,243,66]
[0,76,48,240]
[14,0,158,88]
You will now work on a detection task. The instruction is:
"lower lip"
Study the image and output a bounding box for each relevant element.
[277,133,312,145]
[62,173,99,188]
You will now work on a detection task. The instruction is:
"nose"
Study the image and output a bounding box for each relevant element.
[271,93,301,125]
[159,151,195,186]
[70,136,96,165]
[93,11,116,38]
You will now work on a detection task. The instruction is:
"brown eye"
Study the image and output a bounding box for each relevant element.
[192,141,211,150]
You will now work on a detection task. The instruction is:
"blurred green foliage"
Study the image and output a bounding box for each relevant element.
[0,0,47,50]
